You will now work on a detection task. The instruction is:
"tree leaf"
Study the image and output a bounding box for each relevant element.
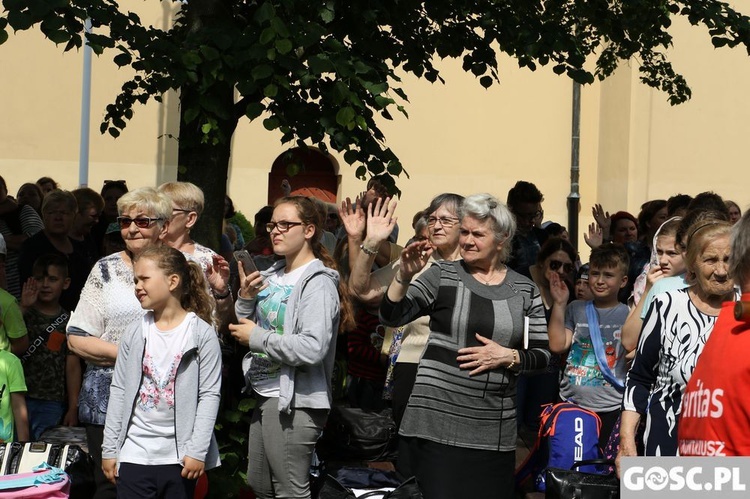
[712,37,729,48]
[114,52,132,67]
[7,10,33,31]
[264,83,278,97]
[344,150,358,164]
[200,45,221,61]
[308,54,333,74]
[238,398,256,412]
[270,17,290,38]
[320,8,335,23]
[260,27,275,45]
[183,107,200,124]
[224,410,241,423]
[245,102,264,120]
[275,38,293,54]
[254,2,276,24]
[263,117,280,130]
[335,106,356,126]
[251,64,274,81]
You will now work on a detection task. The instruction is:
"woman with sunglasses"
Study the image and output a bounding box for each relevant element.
[67,187,171,499]
[520,237,577,430]
[229,196,354,499]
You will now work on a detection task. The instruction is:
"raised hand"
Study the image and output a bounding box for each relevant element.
[645,264,665,290]
[20,277,38,310]
[398,240,433,281]
[365,197,398,246]
[207,254,231,297]
[592,204,611,235]
[338,196,366,239]
[583,222,603,249]
[549,272,570,306]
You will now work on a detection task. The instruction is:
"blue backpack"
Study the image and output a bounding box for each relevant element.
[515,402,602,492]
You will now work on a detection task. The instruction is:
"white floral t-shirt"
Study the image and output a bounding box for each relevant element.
[119,312,193,465]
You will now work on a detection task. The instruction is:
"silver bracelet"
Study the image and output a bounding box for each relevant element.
[359,243,378,256]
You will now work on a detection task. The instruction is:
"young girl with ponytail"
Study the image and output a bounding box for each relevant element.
[102,245,222,499]
[229,195,354,499]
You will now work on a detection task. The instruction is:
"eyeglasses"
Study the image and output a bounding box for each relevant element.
[427,216,459,228]
[549,259,575,274]
[104,180,127,185]
[266,221,305,233]
[172,208,192,215]
[117,216,164,229]
[516,210,543,221]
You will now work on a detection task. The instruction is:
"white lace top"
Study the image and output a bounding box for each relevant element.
[68,252,143,345]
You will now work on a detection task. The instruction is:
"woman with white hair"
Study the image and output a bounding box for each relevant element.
[67,187,172,499]
[379,193,550,499]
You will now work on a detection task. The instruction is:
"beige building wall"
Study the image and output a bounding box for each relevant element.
[1,4,749,259]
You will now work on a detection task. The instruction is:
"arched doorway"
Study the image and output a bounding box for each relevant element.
[268,147,340,204]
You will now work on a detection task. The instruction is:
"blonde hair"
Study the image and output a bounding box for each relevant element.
[158,181,205,216]
[117,187,172,229]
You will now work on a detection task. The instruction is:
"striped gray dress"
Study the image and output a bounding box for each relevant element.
[380,260,550,452]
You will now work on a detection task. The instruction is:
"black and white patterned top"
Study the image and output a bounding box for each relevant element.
[623,287,736,456]
[380,260,550,452]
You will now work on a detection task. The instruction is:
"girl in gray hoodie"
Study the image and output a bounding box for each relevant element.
[230,196,354,499]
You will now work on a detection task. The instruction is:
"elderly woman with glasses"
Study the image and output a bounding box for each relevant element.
[67,187,171,499]
[380,193,550,499]
[349,192,464,427]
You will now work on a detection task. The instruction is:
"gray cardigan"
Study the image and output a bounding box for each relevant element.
[102,313,222,469]
[235,259,340,414]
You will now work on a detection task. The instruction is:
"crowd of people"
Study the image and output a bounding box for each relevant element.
[0,173,747,499]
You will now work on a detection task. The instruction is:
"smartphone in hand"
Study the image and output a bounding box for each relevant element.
[234,250,258,274]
